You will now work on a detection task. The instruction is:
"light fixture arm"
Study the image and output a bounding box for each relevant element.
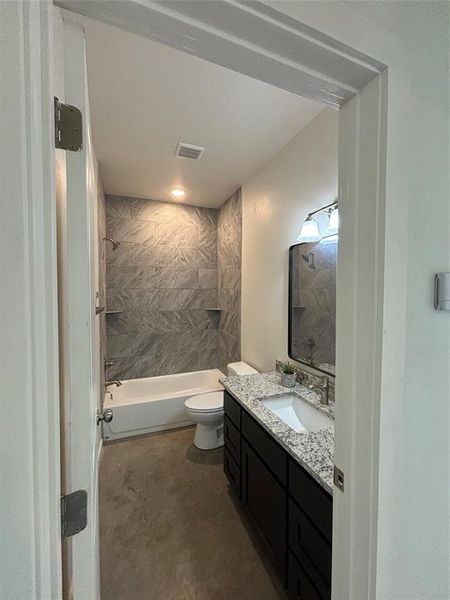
[307,200,338,219]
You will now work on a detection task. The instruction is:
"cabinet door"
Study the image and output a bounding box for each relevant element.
[224,447,240,498]
[289,500,331,586]
[242,411,287,484]
[241,439,286,581]
[289,460,332,543]
[288,552,324,600]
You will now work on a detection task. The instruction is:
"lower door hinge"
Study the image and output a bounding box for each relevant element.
[61,490,87,539]
[54,97,83,151]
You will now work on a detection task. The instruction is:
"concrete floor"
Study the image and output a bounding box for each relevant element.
[100,426,288,600]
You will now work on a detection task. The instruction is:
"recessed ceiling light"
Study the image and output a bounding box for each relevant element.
[170,188,186,199]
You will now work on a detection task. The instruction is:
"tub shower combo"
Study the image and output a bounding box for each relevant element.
[104,362,257,449]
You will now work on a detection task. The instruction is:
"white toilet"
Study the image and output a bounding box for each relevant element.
[184,362,258,450]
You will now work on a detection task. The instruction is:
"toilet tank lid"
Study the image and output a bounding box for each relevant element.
[227,361,258,376]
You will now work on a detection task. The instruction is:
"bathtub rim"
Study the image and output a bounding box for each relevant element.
[104,368,225,408]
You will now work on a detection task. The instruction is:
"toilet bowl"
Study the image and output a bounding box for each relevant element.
[185,392,224,450]
[185,362,257,450]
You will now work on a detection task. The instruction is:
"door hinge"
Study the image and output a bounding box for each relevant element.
[61,490,87,539]
[54,97,83,151]
[333,465,345,493]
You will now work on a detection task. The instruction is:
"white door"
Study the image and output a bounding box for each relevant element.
[60,16,101,600]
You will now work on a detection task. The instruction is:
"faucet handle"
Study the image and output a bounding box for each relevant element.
[105,379,122,388]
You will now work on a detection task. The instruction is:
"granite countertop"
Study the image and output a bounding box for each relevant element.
[220,371,335,494]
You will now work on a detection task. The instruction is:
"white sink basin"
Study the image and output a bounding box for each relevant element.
[261,394,332,433]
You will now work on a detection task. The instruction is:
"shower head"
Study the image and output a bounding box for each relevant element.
[103,237,121,251]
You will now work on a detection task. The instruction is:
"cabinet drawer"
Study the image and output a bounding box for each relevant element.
[289,500,331,586]
[289,461,332,543]
[224,416,240,464]
[288,552,330,600]
[224,391,241,429]
[224,447,240,498]
[242,410,287,485]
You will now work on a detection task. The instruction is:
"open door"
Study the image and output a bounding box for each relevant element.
[58,16,101,600]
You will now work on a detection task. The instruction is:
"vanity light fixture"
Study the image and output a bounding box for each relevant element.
[297,216,321,243]
[323,207,339,237]
[170,187,186,199]
[297,200,338,243]
[321,233,338,244]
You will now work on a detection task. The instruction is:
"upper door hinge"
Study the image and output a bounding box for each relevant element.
[54,97,83,151]
[61,490,87,539]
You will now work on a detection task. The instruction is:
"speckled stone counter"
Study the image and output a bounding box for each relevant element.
[220,371,335,494]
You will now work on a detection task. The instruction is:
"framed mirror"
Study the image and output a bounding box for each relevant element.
[288,238,337,377]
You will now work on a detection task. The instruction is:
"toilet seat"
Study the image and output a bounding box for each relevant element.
[184,391,223,413]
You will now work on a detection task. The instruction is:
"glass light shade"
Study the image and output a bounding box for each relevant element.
[324,208,339,237]
[297,216,321,242]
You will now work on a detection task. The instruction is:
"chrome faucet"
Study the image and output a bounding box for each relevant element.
[308,376,329,405]
[103,237,121,251]
[105,380,122,388]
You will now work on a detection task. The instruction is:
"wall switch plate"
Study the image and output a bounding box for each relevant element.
[434,273,450,311]
[333,465,344,492]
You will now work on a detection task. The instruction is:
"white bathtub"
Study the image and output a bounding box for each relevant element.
[103,369,224,441]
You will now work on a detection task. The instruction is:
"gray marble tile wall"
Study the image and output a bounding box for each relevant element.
[217,189,242,373]
[290,240,336,369]
[105,195,219,379]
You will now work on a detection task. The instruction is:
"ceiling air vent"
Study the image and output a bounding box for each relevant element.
[175,142,205,161]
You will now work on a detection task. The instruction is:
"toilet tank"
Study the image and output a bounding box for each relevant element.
[227,361,258,376]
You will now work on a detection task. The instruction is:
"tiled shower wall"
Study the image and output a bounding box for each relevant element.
[105,195,220,380]
[217,189,242,372]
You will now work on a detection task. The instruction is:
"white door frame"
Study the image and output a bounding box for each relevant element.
[2,2,388,599]
[0,1,62,599]
[62,17,101,600]
[334,72,388,599]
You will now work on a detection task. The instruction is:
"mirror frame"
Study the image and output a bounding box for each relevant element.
[288,241,336,378]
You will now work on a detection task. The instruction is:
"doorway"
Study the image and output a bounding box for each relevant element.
[58,4,388,599]
[0,2,384,596]
[61,10,338,598]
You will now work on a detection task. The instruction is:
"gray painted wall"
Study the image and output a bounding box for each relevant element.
[105,195,220,379]
[217,189,242,372]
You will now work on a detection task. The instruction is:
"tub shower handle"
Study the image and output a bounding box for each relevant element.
[97,408,113,426]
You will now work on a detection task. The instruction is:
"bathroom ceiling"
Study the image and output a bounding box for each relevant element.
[74,13,324,208]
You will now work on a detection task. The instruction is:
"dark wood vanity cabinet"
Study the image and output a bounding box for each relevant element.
[224,446,241,497]
[288,551,327,600]
[241,439,287,579]
[223,390,332,599]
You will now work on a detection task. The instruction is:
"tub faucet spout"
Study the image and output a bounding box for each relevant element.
[105,380,122,388]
